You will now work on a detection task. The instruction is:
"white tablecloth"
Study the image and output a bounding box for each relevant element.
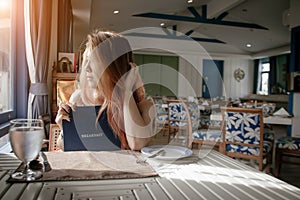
[210,112,293,125]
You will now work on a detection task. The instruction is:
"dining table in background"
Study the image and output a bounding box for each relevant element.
[1,149,300,199]
[210,112,294,125]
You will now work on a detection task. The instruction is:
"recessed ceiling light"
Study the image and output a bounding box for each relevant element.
[246,43,252,48]
[113,10,119,14]
[160,23,165,27]
[187,0,193,3]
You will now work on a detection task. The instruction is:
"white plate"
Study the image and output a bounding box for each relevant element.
[141,145,193,160]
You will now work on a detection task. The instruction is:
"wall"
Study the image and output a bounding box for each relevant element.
[126,30,253,99]
[178,55,203,97]
[178,54,253,99]
[71,0,92,51]
[223,58,254,99]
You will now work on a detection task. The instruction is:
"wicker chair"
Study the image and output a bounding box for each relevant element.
[48,124,62,151]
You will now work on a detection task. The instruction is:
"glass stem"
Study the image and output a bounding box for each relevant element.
[23,162,31,175]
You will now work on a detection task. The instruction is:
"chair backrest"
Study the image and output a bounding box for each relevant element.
[153,97,169,135]
[221,106,264,157]
[49,124,62,151]
[168,100,189,126]
[185,101,201,132]
[167,100,193,146]
[153,97,168,121]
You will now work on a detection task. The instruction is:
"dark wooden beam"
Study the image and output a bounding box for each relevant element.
[124,32,225,44]
[188,6,202,19]
[185,30,194,36]
[133,6,268,30]
[216,12,228,21]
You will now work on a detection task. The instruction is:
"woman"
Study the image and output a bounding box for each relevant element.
[55,30,155,150]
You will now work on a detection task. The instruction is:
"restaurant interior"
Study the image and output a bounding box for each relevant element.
[0,0,300,199]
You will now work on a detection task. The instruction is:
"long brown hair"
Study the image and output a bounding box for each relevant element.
[80,30,145,149]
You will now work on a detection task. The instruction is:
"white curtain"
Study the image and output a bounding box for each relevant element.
[24,0,52,119]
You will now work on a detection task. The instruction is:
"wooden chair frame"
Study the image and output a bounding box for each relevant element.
[274,146,300,177]
[153,96,169,137]
[221,106,273,173]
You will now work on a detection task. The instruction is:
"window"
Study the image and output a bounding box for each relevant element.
[256,55,289,95]
[0,0,28,152]
[0,0,13,126]
[257,58,270,95]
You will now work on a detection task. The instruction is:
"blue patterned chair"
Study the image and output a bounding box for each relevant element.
[167,100,192,146]
[221,107,273,173]
[153,97,169,136]
[274,136,300,177]
[185,101,201,133]
[192,128,222,150]
[190,98,225,150]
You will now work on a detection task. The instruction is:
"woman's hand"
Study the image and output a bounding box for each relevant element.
[55,102,74,129]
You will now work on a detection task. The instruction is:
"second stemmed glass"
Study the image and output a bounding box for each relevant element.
[9,119,44,181]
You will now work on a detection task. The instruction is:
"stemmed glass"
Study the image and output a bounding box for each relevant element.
[9,119,44,181]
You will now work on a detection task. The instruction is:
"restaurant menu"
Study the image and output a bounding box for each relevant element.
[62,106,120,151]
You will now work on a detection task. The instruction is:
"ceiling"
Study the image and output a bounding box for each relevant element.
[71,0,291,57]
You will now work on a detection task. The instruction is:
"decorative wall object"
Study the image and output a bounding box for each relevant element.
[234,68,245,82]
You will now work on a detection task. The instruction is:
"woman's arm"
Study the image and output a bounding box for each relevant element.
[55,89,81,129]
[122,66,156,150]
[124,96,155,150]
[55,90,82,151]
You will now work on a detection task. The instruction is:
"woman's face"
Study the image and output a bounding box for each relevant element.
[83,48,100,88]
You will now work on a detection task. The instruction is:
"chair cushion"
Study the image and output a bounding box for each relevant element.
[276,137,300,150]
[169,102,187,121]
[169,102,188,127]
[264,129,275,141]
[170,121,188,126]
[225,111,261,144]
[200,115,211,128]
[226,140,273,156]
[157,114,168,121]
[192,129,222,142]
[263,140,273,154]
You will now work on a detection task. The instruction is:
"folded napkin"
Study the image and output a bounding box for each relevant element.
[7,150,158,182]
[273,107,291,117]
[202,100,209,106]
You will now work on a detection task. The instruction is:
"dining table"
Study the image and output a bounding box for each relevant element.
[0,148,300,200]
[210,112,294,125]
